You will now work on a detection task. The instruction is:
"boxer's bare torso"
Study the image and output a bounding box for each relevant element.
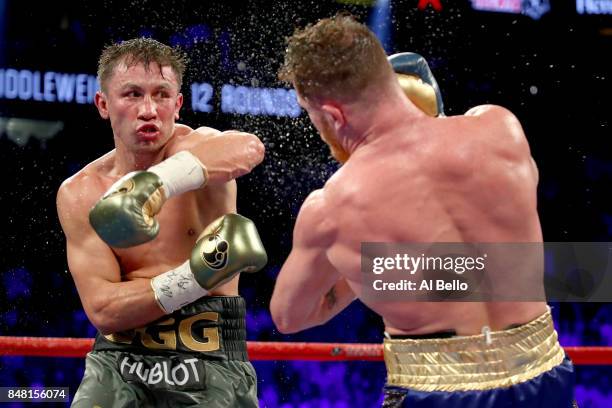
[62,126,239,290]
[57,125,238,333]
[281,105,547,336]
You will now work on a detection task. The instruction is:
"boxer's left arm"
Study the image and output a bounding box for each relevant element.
[271,190,356,334]
[57,178,167,334]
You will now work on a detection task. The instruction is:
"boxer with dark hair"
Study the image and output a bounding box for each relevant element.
[57,37,266,407]
[271,14,574,408]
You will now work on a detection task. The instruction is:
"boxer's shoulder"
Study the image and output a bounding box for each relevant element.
[295,188,336,246]
[321,167,357,206]
[427,106,532,194]
[464,104,505,117]
[464,105,524,139]
[56,176,99,235]
[463,105,530,164]
[57,153,115,218]
[300,189,328,222]
[436,105,526,160]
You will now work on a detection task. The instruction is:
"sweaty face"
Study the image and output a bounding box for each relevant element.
[297,93,350,164]
[97,61,183,153]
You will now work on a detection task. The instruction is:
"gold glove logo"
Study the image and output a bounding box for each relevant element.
[200,233,229,270]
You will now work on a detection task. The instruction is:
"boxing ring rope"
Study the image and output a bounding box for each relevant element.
[1,337,611,365]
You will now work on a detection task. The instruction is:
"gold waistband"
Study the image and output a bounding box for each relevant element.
[384,309,565,392]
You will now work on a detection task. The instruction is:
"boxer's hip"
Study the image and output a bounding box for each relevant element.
[72,296,257,407]
[382,308,575,407]
[94,296,248,361]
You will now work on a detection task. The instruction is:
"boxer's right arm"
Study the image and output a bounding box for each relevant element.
[271,190,356,334]
[57,177,166,334]
[89,125,265,248]
[168,125,266,186]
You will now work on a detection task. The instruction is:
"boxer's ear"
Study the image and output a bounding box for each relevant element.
[320,103,346,132]
[94,91,109,120]
[174,93,183,120]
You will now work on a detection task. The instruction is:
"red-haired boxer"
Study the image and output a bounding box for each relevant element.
[270,14,575,408]
[57,38,266,407]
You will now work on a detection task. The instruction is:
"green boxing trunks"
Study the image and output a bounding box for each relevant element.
[71,296,258,408]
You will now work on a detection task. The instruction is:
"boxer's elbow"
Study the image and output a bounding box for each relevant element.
[272,312,301,334]
[270,298,298,334]
[270,301,289,333]
[85,297,121,335]
[273,316,305,334]
[88,315,115,336]
[95,322,116,336]
[247,135,265,168]
[271,298,317,334]
[86,310,114,335]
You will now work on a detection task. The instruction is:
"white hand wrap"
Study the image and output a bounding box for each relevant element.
[148,151,208,199]
[150,261,209,314]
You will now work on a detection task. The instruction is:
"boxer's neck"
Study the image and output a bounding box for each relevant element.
[113,138,167,174]
[339,90,425,155]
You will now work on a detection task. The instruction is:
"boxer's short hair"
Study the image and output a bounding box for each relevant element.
[279,13,392,101]
[97,37,187,92]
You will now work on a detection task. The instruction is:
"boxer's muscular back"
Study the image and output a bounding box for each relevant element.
[324,105,546,335]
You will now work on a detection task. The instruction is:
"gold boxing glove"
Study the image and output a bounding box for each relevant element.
[190,213,267,289]
[388,52,445,117]
[89,171,165,248]
[89,151,207,248]
[150,214,267,314]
